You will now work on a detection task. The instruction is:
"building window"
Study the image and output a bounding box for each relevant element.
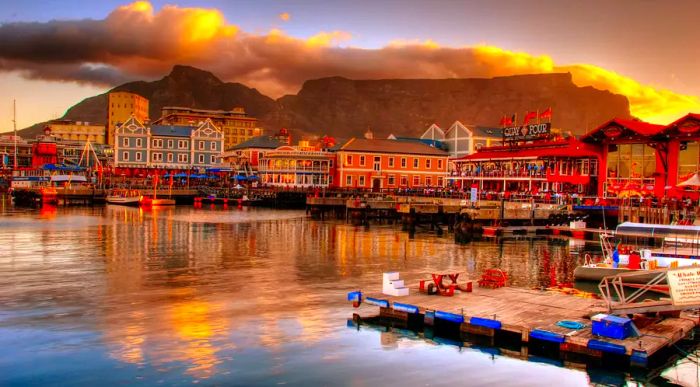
[135,152,142,161]
[122,138,129,147]
[400,175,408,186]
[438,159,443,169]
[152,153,163,162]
[211,142,217,151]
[178,154,188,163]
[426,159,431,169]
[153,139,163,148]
[211,155,216,163]
[413,158,419,168]
[167,153,173,162]
[199,141,204,150]
[412,175,420,186]
[359,176,365,186]
[168,139,174,148]
[388,175,395,186]
[389,157,395,168]
[360,156,365,166]
[178,140,187,149]
[122,151,129,161]
[401,158,407,168]
[437,177,444,186]
[425,176,432,186]
[136,138,142,147]
[373,156,380,171]
[199,154,205,163]
[346,155,353,165]
[329,159,333,168]
[346,175,352,186]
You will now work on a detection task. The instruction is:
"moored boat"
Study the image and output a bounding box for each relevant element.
[574,222,700,284]
[106,189,140,206]
[139,196,175,207]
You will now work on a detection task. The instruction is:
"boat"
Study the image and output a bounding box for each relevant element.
[139,197,175,207]
[139,175,175,207]
[574,222,700,283]
[106,189,140,206]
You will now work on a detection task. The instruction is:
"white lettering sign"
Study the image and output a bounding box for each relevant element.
[668,267,700,306]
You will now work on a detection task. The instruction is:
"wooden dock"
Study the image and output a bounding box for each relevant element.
[350,284,698,367]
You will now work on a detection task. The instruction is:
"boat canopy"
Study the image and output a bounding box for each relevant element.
[615,222,700,239]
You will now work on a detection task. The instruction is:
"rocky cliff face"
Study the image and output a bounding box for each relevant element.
[268,73,630,138]
[18,66,630,139]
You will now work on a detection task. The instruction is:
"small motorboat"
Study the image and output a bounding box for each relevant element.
[106,189,140,206]
[139,196,175,207]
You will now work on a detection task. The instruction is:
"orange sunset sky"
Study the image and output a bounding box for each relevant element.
[0,0,699,130]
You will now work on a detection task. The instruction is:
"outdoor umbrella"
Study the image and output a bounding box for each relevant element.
[677,172,700,204]
[677,172,700,187]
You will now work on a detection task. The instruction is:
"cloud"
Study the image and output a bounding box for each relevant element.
[0,1,698,123]
[279,12,290,22]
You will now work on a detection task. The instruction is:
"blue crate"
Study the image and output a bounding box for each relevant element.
[591,314,635,340]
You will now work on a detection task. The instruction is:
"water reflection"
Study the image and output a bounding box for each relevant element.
[0,203,695,385]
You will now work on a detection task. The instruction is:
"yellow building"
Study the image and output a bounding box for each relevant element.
[107,92,149,145]
[155,106,261,150]
[47,119,106,144]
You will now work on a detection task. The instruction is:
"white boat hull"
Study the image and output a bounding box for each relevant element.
[106,196,140,206]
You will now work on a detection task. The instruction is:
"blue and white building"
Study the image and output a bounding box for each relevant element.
[114,116,224,169]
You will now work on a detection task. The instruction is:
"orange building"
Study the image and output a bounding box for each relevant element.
[335,138,449,190]
[107,92,149,145]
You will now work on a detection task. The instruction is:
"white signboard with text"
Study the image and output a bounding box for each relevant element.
[667,268,700,306]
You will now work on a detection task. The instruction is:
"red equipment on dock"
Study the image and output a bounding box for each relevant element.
[478,269,508,288]
[419,272,473,296]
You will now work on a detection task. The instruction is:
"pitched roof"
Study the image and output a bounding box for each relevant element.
[339,138,447,156]
[150,125,193,137]
[581,118,664,142]
[228,136,283,150]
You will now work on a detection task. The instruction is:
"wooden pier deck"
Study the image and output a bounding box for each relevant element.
[352,284,698,366]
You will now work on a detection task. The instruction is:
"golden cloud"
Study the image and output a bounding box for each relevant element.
[0,1,697,123]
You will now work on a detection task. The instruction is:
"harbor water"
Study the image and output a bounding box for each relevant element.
[0,200,697,386]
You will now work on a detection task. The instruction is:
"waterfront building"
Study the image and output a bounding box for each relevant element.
[580,114,700,198]
[0,135,32,169]
[258,140,335,187]
[155,106,261,150]
[107,92,149,146]
[221,135,285,176]
[113,116,224,171]
[335,138,449,190]
[451,136,601,195]
[47,119,106,144]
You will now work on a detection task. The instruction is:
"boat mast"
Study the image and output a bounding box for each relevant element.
[12,99,17,169]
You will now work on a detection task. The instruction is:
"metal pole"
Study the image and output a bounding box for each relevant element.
[13,99,17,169]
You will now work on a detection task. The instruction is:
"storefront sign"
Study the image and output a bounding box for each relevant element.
[668,268,700,306]
[603,126,623,138]
[503,123,551,142]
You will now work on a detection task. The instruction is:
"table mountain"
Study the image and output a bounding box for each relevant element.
[17,65,630,139]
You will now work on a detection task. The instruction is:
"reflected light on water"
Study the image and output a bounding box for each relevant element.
[0,204,692,385]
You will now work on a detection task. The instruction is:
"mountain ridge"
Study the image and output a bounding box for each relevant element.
[14,66,631,139]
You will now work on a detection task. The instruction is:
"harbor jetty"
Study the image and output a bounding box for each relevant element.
[348,280,699,368]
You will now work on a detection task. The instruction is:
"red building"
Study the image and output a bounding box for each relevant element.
[451,137,601,195]
[581,114,700,198]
